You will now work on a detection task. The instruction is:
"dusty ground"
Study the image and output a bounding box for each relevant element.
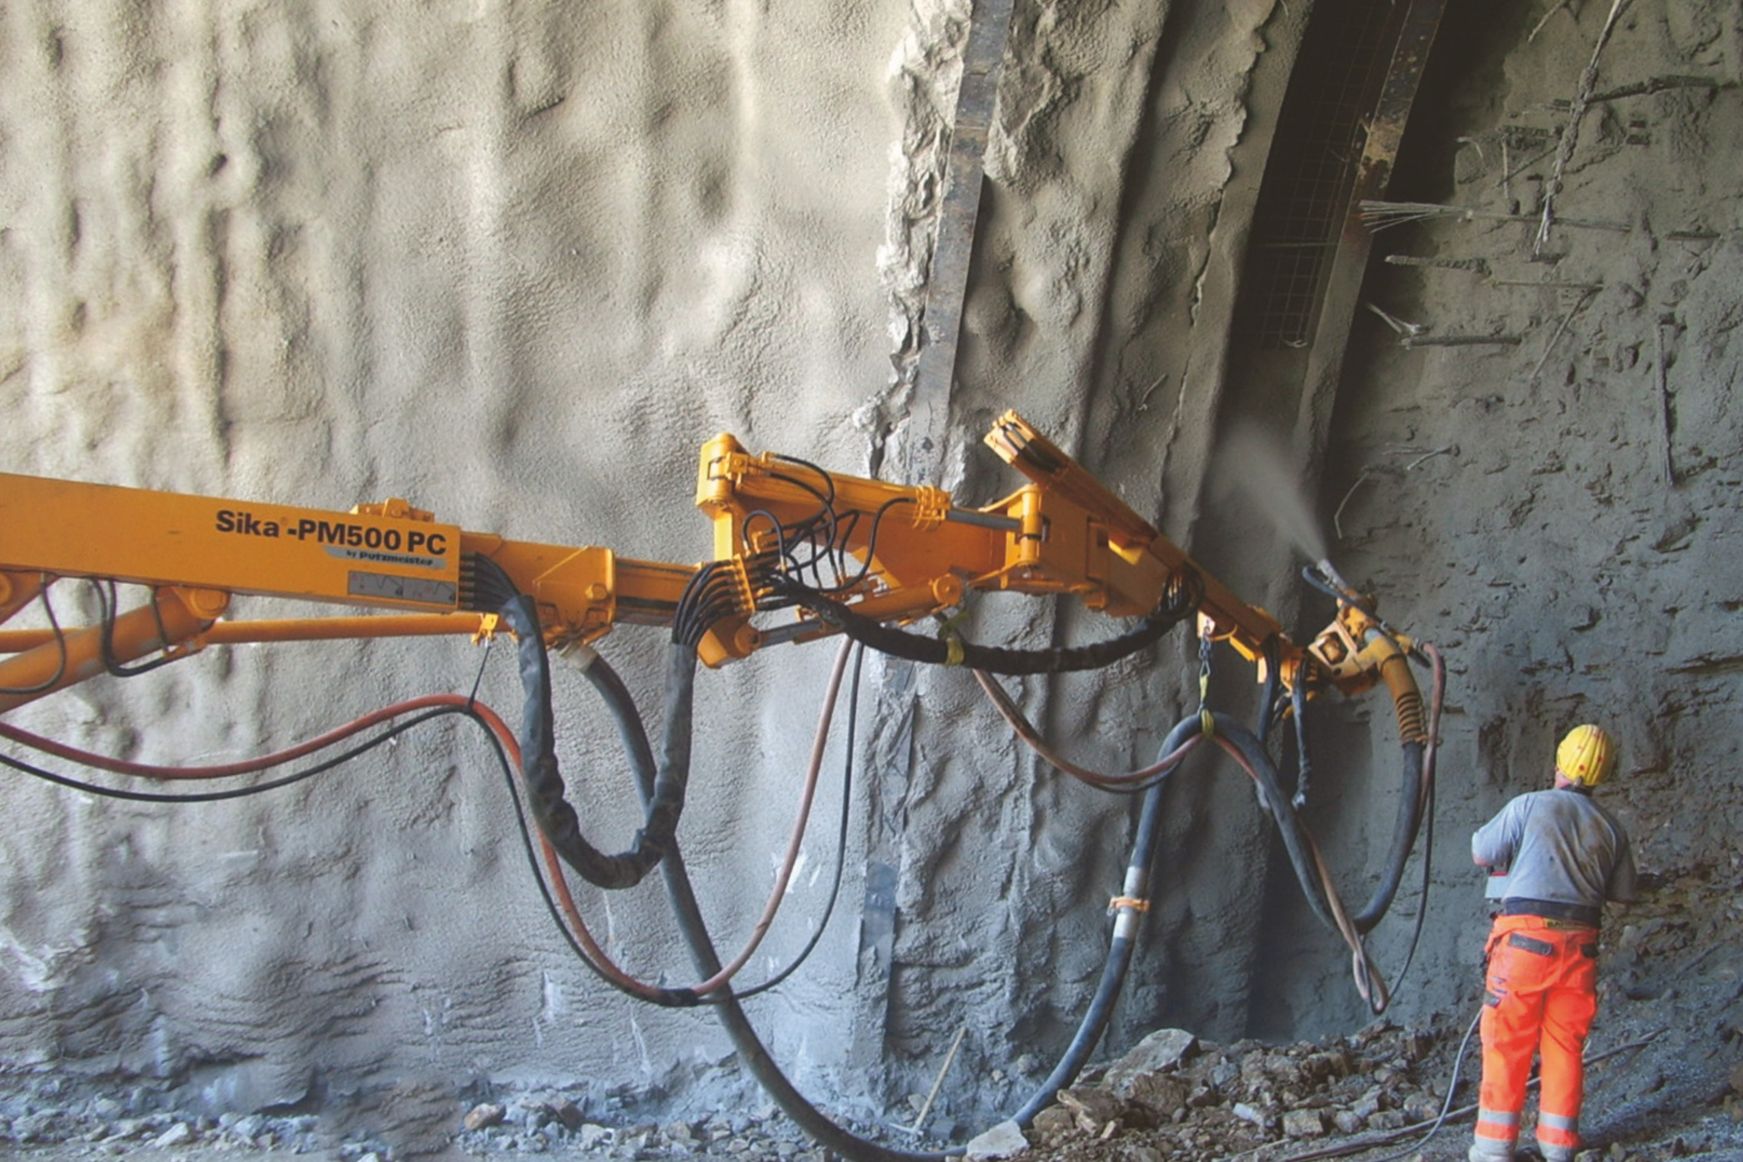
[4,862,1741,1159]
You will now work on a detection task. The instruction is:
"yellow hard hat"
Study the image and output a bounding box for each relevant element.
[1556,724,1616,787]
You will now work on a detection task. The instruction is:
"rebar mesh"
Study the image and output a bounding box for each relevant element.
[1246,0,1403,349]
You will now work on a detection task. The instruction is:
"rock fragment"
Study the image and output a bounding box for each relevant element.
[1282,1108,1326,1138]
[964,1118,1029,1160]
[1057,1086,1127,1132]
[150,1122,194,1148]
[1102,1028,1199,1095]
[1028,1106,1076,1141]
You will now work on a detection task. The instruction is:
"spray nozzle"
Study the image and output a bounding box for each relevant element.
[1312,558,1361,602]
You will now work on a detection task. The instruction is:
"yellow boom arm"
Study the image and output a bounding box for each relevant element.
[0,412,1378,716]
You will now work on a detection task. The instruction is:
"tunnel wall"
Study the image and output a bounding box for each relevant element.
[2,0,1738,1149]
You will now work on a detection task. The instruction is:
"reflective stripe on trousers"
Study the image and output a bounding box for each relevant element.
[1468,1135,1514,1162]
[1474,915,1598,1156]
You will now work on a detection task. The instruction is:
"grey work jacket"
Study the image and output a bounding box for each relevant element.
[1472,787,1637,914]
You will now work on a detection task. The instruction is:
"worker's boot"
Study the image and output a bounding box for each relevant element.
[1469,1143,1514,1162]
[1533,1142,1575,1162]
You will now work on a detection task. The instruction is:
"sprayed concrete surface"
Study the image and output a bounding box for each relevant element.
[2,1,1740,1158]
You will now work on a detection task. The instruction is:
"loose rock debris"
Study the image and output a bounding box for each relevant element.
[4,871,1741,1162]
[1021,1021,1457,1159]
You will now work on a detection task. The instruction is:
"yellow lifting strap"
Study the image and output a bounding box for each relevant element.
[935,608,970,667]
[471,613,501,645]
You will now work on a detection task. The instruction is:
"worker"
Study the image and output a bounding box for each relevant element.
[1467,724,1636,1162]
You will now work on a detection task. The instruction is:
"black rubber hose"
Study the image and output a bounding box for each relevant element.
[659,833,944,1161]
[1009,716,1195,1125]
[1290,678,1313,807]
[1176,713,1340,933]
[578,648,945,1161]
[571,652,661,796]
[769,577,1196,676]
[1255,640,1282,750]
[1349,740,1427,934]
[1196,714,1425,938]
[497,587,696,891]
[577,647,1197,1159]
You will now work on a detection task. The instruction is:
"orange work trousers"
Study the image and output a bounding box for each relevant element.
[1472,914,1599,1160]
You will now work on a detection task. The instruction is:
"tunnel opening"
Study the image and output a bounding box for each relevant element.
[1243,0,1564,1042]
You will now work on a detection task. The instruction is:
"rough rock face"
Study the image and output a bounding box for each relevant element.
[1247,0,1743,1043]
[855,0,1306,1107]
[1,1,1740,1159]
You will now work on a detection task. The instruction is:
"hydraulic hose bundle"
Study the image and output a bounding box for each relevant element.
[0,412,1447,1162]
[470,551,777,893]
[0,553,1442,1162]
[971,625,1441,1010]
[529,565,1437,1155]
[459,543,1222,1157]
[469,554,688,890]
[768,569,1203,676]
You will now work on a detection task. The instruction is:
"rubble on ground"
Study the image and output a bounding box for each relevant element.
[452,1100,829,1159]
[0,1085,335,1155]
[0,1077,830,1159]
[1021,1020,1458,1160]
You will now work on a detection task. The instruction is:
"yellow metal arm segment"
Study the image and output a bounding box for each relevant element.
[0,475,690,632]
[981,414,1287,666]
[0,474,702,708]
[692,413,1293,676]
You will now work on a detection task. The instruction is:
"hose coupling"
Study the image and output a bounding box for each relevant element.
[1109,894,1151,941]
